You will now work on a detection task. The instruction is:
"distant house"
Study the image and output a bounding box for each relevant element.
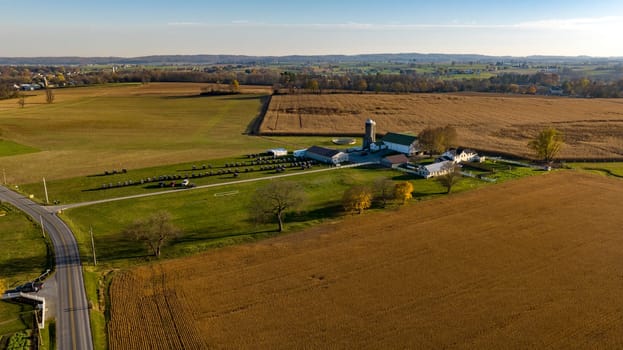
[267,148,288,157]
[440,148,480,163]
[305,146,349,165]
[381,132,419,155]
[416,160,454,179]
[381,154,409,168]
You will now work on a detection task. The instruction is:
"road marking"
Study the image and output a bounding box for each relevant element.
[214,190,239,197]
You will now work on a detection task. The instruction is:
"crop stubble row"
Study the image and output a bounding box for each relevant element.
[108,171,623,348]
[261,93,623,159]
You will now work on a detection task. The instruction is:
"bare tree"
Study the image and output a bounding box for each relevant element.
[123,211,179,258]
[436,163,462,194]
[528,128,564,164]
[45,89,54,104]
[250,181,306,232]
[374,178,394,207]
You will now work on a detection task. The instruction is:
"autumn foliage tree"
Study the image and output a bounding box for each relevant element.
[528,128,564,164]
[342,185,373,214]
[394,181,414,204]
[123,211,180,258]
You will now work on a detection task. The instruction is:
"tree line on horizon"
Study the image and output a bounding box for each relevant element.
[2,64,623,99]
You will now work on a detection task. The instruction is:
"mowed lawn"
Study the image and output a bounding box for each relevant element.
[0,83,293,184]
[0,204,49,339]
[107,171,623,349]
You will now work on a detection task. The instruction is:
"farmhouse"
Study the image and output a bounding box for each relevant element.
[416,160,454,179]
[267,148,288,157]
[380,132,419,155]
[305,146,349,165]
[440,148,481,163]
[381,154,409,168]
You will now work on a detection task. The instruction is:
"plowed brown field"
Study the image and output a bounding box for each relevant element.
[261,93,623,159]
[108,171,623,349]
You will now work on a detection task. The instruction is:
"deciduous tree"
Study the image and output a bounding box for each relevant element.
[45,88,54,104]
[123,211,179,258]
[250,181,306,232]
[342,185,373,214]
[528,128,564,164]
[374,178,394,207]
[230,79,240,93]
[436,163,462,194]
[417,125,458,155]
[394,181,414,204]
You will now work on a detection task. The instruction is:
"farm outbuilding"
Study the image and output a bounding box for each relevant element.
[381,154,409,168]
[416,160,454,178]
[267,148,288,157]
[293,149,307,158]
[305,146,349,165]
[381,133,419,155]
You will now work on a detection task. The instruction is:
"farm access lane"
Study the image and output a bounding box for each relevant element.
[0,185,94,350]
[45,161,378,212]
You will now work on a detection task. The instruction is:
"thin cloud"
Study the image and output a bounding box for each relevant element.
[167,16,623,31]
[515,16,623,30]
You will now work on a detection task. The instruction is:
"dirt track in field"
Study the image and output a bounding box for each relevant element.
[108,171,623,349]
[261,93,623,159]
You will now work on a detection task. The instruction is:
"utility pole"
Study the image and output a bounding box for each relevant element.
[39,215,45,238]
[42,177,49,204]
[90,226,97,266]
[2,168,6,185]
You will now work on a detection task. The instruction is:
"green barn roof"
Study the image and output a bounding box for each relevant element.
[382,132,417,146]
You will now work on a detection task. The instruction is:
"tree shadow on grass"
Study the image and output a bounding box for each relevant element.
[287,204,344,224]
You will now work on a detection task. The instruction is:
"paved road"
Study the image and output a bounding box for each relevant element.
[0,186,93,350]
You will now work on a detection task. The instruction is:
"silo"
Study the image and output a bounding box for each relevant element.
[363,119,376,149]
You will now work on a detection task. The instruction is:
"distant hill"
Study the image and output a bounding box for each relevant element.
[1,53,622,66]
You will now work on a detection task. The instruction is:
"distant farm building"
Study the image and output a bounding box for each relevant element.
[416,160,454,179]
[305,146,349,165]
[440,148,481,163]
[380,132,419,155]
[267,148,288,157]
[381,154,409,168]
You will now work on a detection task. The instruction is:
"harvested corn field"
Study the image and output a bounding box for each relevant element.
[108,171,623,349]
[261,93,623,159]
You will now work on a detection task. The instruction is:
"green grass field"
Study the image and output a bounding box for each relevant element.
[62,166,492,268]
[0,139,39,158]
[566,162,623,178]
[0,204,50,341]
[0,83,364,186]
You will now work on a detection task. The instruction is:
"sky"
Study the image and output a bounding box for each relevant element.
[1,0,623,57]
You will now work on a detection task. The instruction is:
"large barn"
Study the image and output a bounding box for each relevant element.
[381,133,419,155]
[305,146,349,165]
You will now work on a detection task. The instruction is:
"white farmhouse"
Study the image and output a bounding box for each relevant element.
[440,148,481,163]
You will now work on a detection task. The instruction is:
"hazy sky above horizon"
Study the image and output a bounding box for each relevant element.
[2,0,622,57]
